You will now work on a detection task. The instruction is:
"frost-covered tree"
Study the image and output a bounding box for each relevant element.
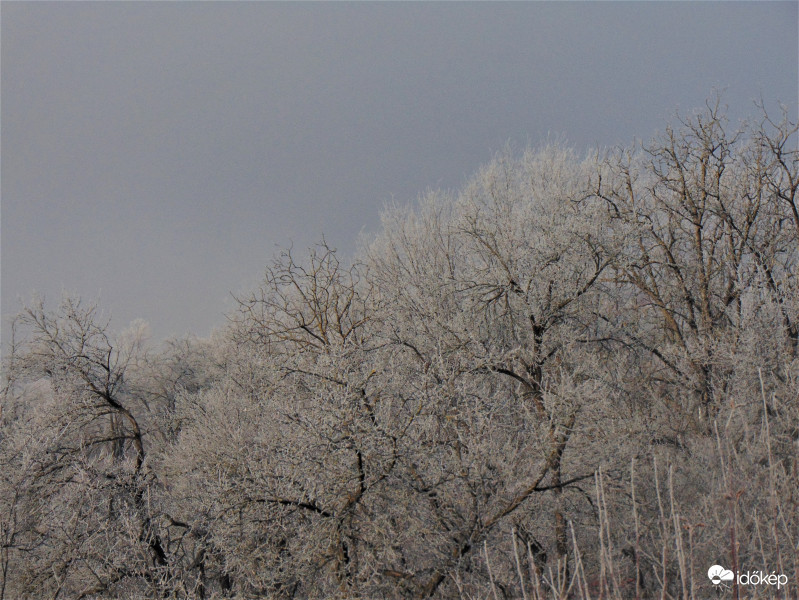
[2,98,797,599]
[0,299,170,599]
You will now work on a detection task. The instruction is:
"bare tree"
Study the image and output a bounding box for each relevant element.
[1,297,168,598]
[364,145,619,595]
[595,97,798,430]
[2,98,797,599]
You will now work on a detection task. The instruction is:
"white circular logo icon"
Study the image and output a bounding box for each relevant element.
[708,565,734,585]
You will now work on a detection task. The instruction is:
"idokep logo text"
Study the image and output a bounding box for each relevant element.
[708,565,788,590]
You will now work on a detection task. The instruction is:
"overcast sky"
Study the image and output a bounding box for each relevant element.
[3,2,797,347]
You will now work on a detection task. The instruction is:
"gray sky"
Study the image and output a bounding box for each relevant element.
[3,2,797,346]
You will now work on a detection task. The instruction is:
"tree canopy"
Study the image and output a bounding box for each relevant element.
[2,99,798,599]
